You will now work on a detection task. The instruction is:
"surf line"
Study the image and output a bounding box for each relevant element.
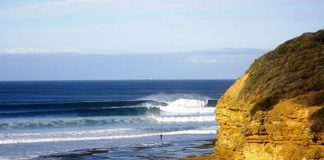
[0,129,216,145]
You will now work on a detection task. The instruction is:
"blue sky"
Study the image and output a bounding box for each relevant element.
[0,0,323,80]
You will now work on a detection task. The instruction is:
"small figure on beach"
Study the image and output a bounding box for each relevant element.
[160,134,163,142]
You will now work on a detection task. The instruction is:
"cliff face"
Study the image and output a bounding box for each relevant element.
[215,30,324,160]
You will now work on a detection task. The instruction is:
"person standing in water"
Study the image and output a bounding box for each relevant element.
[160,134,163,142]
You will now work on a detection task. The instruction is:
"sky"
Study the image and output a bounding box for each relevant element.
[0,0,323,80]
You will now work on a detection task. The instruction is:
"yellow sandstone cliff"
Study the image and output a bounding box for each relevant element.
[215,30,324,160]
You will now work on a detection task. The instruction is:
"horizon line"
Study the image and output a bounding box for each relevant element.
[0,48,270,55]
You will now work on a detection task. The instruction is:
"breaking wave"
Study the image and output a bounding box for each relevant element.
[0,99,216,117]
[151,115,215,123]
[0,94,217,129]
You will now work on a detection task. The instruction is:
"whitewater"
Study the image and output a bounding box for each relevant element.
[0,80,233,159]
[0,98,216,145]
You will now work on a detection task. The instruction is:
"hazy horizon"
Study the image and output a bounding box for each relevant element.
[0,48,267,81]
[1,0,323,80]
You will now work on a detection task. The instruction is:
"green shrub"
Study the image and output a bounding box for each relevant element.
[238,29,324,115]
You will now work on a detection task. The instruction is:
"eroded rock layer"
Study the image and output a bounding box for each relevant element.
[215,30,324,160]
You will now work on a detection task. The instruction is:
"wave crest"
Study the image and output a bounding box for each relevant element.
[0,94,217,129]
[159,99,213,115]
[151,115,215,123]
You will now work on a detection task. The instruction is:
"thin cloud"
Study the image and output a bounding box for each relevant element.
[0,47,47,54]
[188,55,246,64]
[187,48,266,64]
[0,0,219,17]
[0,47,81,54]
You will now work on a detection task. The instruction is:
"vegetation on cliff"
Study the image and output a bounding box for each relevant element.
[240,30,324,116]
[215,29,324,160]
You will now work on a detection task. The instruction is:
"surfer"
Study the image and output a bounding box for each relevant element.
[160,134,163,142]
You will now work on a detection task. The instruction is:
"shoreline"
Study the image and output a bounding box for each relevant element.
[180,139,217,160]
[28,138,217,159]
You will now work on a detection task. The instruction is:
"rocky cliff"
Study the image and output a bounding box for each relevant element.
[215,30,324,160]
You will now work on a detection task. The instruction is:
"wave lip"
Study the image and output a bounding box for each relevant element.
[0,98,216,118]
[0,100,166,118]
[0,96,217,129]
[139,93,210,102]
[151,115,215,123]
[158,98,213,115]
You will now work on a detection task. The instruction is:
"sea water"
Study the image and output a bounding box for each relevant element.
[0,80,233,159]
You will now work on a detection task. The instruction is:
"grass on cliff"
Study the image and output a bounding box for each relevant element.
[309,107,324,133]
[238,29,324,116]
[294,90,324,107]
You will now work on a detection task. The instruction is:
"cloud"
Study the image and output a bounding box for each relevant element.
[0,0,219,17]
[0,47,170,55]
[187,48,267,64]
[0,47,48,54]
[0,47,82,54]
[188,55,246,64]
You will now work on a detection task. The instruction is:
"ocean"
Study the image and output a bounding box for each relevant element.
[0,80,234,160]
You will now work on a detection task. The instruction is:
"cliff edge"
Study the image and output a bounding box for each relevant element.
[215,30,324,160]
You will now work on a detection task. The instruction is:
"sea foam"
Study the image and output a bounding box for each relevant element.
[0,127,217,144]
